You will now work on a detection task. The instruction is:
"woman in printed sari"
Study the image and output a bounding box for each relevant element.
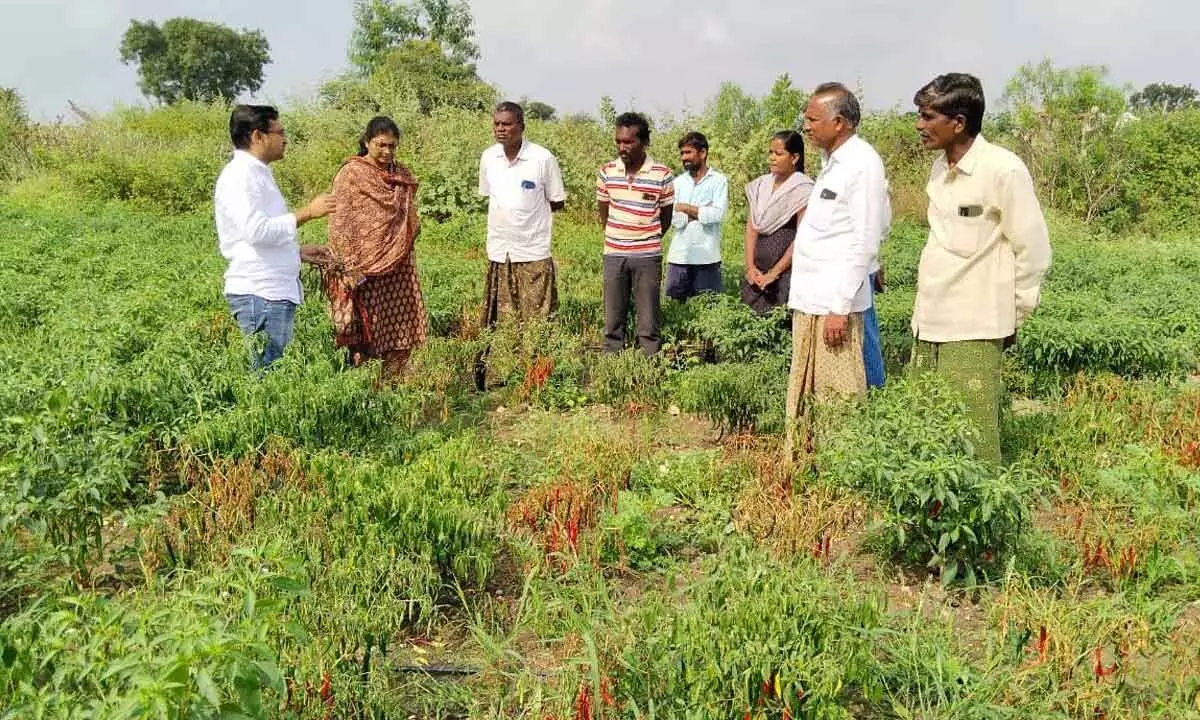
[307,116,427,377]
[740,131,815,315]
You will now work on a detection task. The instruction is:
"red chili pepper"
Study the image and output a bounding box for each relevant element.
[575,682,593,720]
[600,676,615,707]
[929,500,943,519]
[1094,646,1118,678]
[319,673,334,720]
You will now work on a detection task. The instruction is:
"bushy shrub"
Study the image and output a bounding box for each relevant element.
[677,293,790,363]
[1116,109,1200,232]
[609,545,884,717]
[0,88,30,182]
[814,374,1041,585]
[674,357,787,435]
[33,101,229,214]
[586,349,671,408]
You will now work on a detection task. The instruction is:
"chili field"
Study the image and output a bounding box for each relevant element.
[1,190,1199,719]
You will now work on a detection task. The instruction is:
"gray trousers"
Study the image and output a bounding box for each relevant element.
[602,254,662,356]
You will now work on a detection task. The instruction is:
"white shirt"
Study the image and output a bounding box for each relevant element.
[913,135,1051,342]
[214,150,301,303]
[478,141,566,263]
[788,134,889,316]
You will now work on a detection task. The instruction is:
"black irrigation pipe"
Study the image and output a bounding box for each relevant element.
[393,664,481,677]
[393,664,555,680]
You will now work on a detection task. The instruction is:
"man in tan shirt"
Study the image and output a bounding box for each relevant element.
[911,73,1052,464]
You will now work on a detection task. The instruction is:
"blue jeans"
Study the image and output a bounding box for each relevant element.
[665,262,723,301]
[863,273,885,388]
[226,294,297,371]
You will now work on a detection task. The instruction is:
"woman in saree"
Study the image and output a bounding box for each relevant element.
[740,131,815,315]
[311,116,427,377]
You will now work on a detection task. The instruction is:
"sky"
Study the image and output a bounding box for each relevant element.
[1,0,1198,121]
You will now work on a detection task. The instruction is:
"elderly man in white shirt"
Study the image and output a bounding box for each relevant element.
[784,83,890,461]
[478,101,567,328]
[214,105,333,371]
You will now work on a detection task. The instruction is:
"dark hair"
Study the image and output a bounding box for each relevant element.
[772,130,806,173]
[494,101,525,126]
[615,111,651,144]
[812,82,861,128]
[913,73,985,136]
[229,105,278,150]
[678,131,709,152]
[357,115,401,156]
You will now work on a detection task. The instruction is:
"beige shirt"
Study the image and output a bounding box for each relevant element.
[913,136,1052,342]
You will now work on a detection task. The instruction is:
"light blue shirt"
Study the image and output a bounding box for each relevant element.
[667,168,728,265]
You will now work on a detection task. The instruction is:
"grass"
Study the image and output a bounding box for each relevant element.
[1,190,1199,719]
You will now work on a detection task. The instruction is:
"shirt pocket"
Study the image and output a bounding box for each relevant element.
[936,200,991,259]
[511,176,542,211]
[804,180,843,232]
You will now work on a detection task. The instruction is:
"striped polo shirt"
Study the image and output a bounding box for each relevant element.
[595,157,675,256]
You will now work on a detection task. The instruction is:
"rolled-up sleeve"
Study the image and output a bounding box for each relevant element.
[1001,165,1052,325]
[696,174,728,225]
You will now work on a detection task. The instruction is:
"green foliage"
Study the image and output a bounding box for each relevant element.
[349,0,478,75]
[600,489,675,570]
[0,88,29,182]
[586,349,670,408]
[119,18,270,105]
[674,358,786,435]
[1130,82,1199,113]
[0,573,294,718]
[7,49,1200,719]
[31,101,229,213]
[1004,59,1129,224]
[609,547,884,717]
[369,40,495,116]
[815,375,1041,585]
[677,293,789,363]
[1113,109,1200,231]
[523,100,557,122]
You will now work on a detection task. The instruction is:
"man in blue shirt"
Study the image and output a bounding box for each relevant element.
[666,132,729,301]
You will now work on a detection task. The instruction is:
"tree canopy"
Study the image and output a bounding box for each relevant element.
[119,18,270,105]
[1130,83,1199,113]
[350,0,478,76]
[524,101,557,122]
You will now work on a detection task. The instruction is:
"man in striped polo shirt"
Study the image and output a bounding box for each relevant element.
[596,112,675,356]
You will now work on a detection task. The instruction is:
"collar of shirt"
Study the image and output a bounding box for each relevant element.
[611,156,659,178]
[685,167,713,185]
[232,149,269,171]
[492,141,529,164]
[936,134,991,177]
[818,134,865,175]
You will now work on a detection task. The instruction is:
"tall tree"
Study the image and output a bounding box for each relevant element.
[119,18,270,105]
[350,0,478,76]
[371,40,494,114]
[1129,82,1199,113]
[523,100,557,122]
[1004,59,1129,222]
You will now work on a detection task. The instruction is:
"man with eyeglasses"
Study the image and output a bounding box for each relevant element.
[214,105,335,371]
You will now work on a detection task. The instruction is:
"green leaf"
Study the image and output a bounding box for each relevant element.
[196,668,221,707]
[233,667,263,715]
[268,575,311,595]
[253,661,285,693]
[942,560,959,586]
[243,588,256,620]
